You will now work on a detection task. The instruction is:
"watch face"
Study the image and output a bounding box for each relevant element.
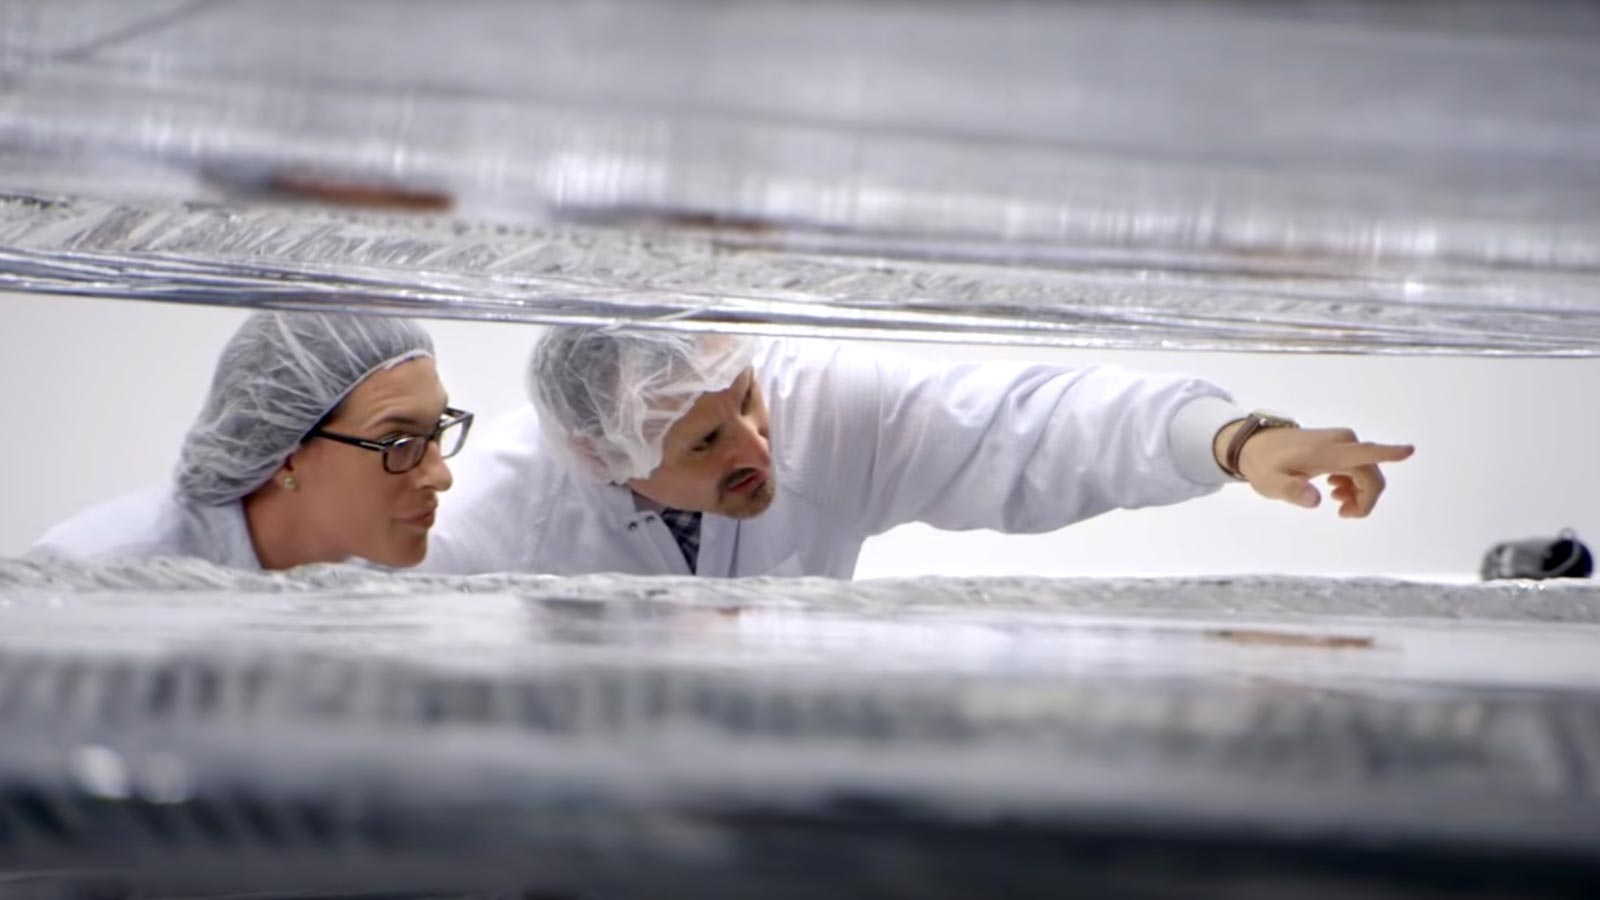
[1252,410,1298,428]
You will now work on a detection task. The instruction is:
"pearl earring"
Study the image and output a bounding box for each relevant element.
[282,475,298,491]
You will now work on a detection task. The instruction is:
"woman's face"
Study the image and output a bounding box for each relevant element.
[285,357,454,567]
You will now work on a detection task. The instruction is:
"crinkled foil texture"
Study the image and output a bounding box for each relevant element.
[5,556,1600,882]
[2,0,1599,352]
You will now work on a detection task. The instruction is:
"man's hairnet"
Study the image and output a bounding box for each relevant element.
[528,327,758,483]
[174,311,435,506]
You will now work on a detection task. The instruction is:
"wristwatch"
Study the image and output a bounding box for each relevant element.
[1222,410,1299,481]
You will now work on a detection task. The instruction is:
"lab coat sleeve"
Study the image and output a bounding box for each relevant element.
[768,341,1240,538]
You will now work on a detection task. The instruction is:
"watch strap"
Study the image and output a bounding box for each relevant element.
[1223,412,1298,481]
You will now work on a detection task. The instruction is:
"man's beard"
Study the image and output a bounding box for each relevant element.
[715,470,777,519]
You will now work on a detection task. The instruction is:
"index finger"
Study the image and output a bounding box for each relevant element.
[1302,441,1415,475]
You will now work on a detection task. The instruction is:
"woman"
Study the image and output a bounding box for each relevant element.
[32,311,472,570]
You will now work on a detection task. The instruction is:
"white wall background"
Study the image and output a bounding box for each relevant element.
[4,290,1596,579]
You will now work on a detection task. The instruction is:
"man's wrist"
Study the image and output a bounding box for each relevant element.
[1213,419,1247,477]
[1215,410,1300,480]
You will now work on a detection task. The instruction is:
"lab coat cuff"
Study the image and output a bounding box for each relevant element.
[1169,395,1248,487]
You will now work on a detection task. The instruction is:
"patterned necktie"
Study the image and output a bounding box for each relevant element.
[657,507,702,573]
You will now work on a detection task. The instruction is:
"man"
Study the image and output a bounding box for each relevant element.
[423,328,1413,577]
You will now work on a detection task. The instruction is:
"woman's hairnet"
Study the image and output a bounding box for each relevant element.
[528,327,757,483]
[174,311,435,505]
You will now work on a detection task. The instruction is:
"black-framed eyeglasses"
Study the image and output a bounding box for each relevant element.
[308,407,474,474]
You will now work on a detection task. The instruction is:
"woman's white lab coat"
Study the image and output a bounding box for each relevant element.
[423,339,1244,578]
[31,485,262,570]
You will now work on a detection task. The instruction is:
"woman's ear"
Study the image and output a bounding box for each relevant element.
[274,450,302,492]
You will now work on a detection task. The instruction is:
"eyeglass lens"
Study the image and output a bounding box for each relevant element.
[383,416,469,474]
[436,416,469,460]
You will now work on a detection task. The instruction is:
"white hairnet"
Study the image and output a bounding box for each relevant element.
[528,327,758,483]
[174,311,435,505]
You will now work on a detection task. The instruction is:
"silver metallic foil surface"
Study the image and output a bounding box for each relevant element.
[3,0,1599,352]
[3,558,1600,897]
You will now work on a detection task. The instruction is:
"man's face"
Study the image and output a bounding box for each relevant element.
[627,367,776,518]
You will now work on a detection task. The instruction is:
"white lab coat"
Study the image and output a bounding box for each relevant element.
[423,339,1244,578]
[31,485,262,570]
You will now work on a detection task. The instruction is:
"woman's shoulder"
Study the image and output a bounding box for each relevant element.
[29,485,190,563]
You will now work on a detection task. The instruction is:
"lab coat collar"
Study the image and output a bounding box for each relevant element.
[586,479,741,577]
